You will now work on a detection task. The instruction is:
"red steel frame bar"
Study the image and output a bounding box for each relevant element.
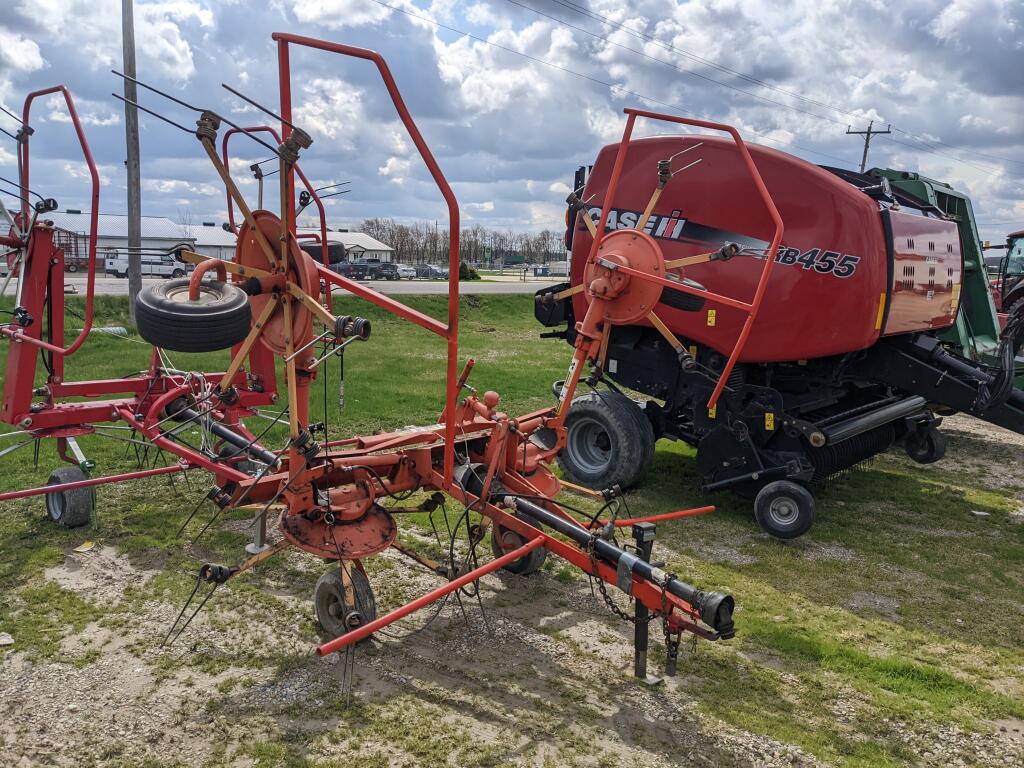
[272,32,461,485]
[220,125,334,311]
[589,108,785,409]
[317,536,545,654]
[7,86,99,357]
[0,463,188,502]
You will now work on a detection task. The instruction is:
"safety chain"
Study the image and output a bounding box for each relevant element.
[660,572,682,667]
[585,534,658,625]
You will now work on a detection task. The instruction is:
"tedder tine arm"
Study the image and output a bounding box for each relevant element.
[198,137,280,271]
[664,251,715,270]
[285,281,337,330]
[179,250,273,280]
[648,311,695,369]
[218,295,280,393]
[555,283,584,301]
[576,206,597,238]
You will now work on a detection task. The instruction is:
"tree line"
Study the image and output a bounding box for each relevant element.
[358,218,565,265]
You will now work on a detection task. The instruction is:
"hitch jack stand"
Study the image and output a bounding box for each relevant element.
[632,521,662,684]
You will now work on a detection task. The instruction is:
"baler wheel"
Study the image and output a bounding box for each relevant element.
[315,566,377,643]
[491,512,548,575]
[135,278,251,353]
[904,428,946,465]
[754,481,815,540]
[45,466,94,528]
[558,392,654,490]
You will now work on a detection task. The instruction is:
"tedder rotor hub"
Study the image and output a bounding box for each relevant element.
[280,505,398,559]
[582,229,666,325]
[236,210,319,357]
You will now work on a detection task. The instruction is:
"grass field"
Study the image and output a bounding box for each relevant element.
[0,294,1022,767]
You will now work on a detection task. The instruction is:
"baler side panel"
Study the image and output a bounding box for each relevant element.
[882,211,963,336]
[571,137,889,363]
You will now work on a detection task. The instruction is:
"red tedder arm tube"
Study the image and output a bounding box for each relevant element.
[271,32,461,485]
[591,108,785,409]
[14,86,99,357]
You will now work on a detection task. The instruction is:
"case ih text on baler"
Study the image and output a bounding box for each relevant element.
[0,35,752,680]
[540,125,1024,539]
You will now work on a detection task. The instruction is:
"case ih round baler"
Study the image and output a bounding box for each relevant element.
[539,126,1024,539]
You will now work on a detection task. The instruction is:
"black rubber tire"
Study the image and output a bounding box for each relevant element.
[558,391,655,490]
[905,429,947,464]
[67,263,78,273]
[135,278,251,353]
[171,268,185,278]
[45,466,94,528]
[314,567,377,643]
[490,512,548,575]
[754,481,815,540]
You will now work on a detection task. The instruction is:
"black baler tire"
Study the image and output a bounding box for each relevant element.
[558,391,651,490]
[314,567,377,643]
[754,481,815,540]
[135,278,251,353]
[45,466,94,528]
[490,513,548,575]
[905,429,946,464]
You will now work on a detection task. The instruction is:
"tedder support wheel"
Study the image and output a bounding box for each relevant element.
[558,391,655,490]
[45,466,94,528]
[905,428,947,464]
[491,512,548,575]
[135,278,251,353]
[314,566,377,643]
[754,481,815,540]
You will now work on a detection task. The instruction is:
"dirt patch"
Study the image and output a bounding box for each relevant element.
[43,545,159,606]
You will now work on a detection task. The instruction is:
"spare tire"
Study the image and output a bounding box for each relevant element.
[558,391,655,490]
[136,278,251,353]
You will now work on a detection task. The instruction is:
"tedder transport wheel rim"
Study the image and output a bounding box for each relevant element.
[490,513,548,575]
[135,278,251,353]
[754,481,815,540]
[45,466,95,528]
[314,566,377,643]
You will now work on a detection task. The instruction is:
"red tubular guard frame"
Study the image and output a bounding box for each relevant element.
[4,86,100,357]
[592,108,785,409]
[272,32,461,485]
[220,125,334,311]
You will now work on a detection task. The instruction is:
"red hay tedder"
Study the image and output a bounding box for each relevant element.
[0,33,796,680]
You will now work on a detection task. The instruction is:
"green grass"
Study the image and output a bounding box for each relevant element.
[1,294,1022,767]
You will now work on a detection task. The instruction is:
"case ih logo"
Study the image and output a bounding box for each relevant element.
[585,206,861,278]
[586,206,687,241]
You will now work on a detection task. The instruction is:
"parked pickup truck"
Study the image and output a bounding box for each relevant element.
[367,262,399,280]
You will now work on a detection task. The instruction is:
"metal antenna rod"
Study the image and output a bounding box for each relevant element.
[221,82,300,131]
[668,142,704,163]
[110,93,193,134]
[670,157,703,177]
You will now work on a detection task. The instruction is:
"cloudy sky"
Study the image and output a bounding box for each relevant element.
[1,0,1021,241]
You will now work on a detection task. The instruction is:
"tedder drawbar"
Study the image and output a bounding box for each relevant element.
[0,34,770,680]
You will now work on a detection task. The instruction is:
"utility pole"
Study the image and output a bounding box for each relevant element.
[846,120,891,174]
[121,0,142,324]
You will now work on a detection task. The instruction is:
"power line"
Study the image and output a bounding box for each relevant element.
[366,0,854,165]
[528,0,1023,173]
[503,0,848,128]
[846,121,891,173]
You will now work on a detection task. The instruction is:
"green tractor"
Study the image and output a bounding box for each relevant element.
[984,228,1024,317]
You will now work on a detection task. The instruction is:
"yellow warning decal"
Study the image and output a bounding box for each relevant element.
[689,345,697,360]
[874,292,887,330]
[707,309,717,327]
[764,412,775,431]
[708,405,717,419]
